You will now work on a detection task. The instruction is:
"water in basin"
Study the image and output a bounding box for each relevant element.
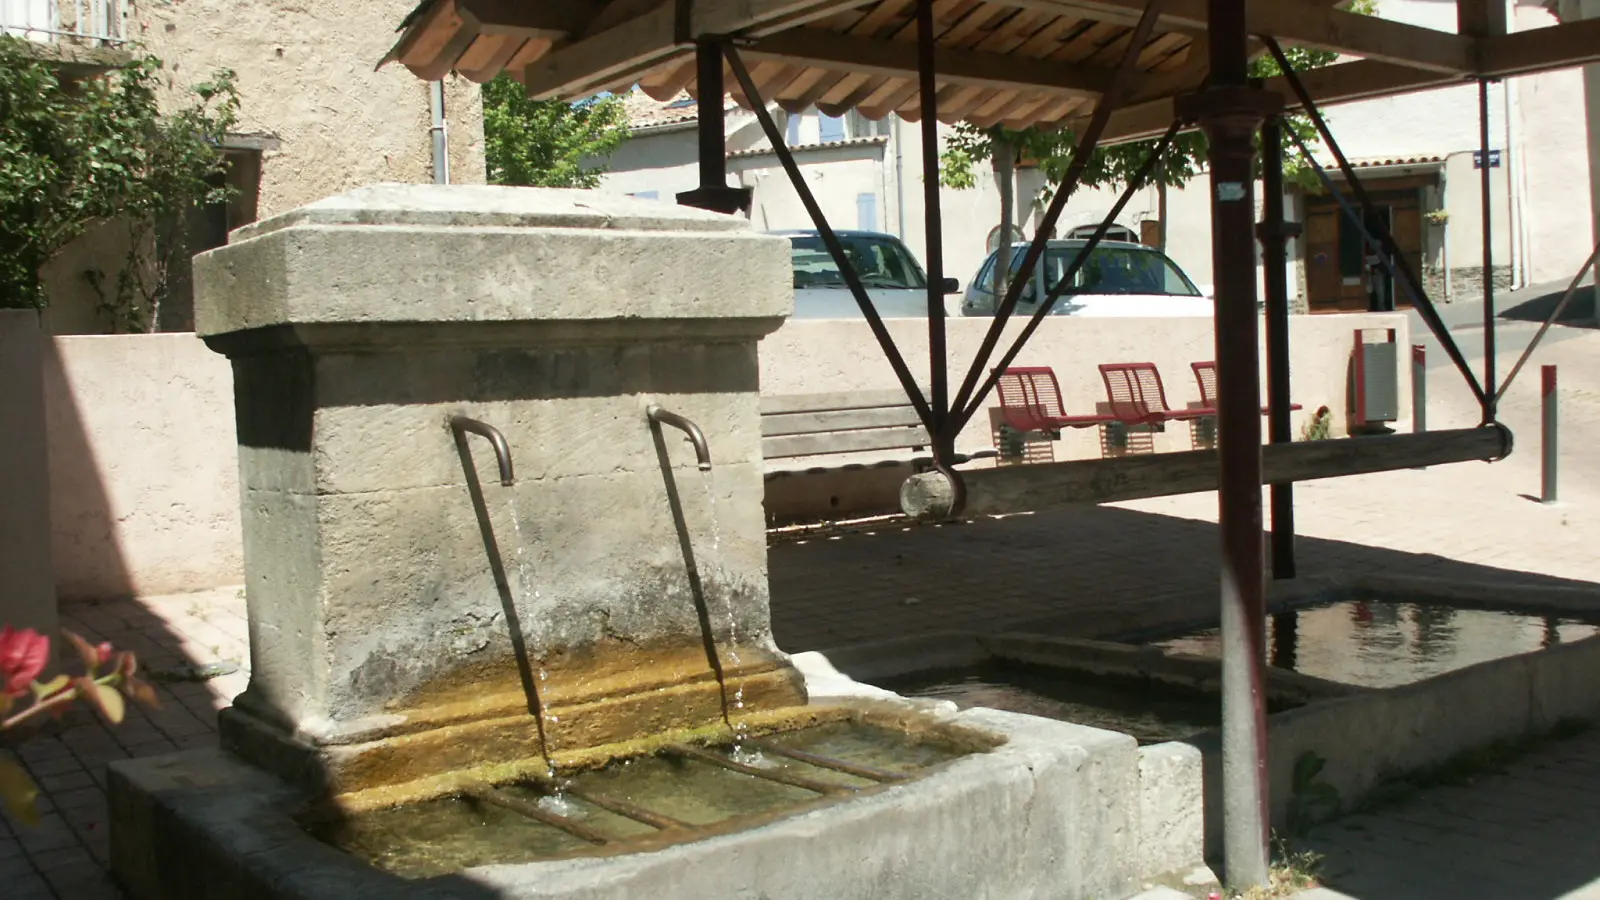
[307,717,979,878]
[875,662,1261,744]
[1148,599,1600,688]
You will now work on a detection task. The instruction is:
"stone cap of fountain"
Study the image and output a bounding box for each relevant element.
[194,183,792,339]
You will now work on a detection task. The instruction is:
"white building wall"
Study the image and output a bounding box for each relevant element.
[596,0,1591,301]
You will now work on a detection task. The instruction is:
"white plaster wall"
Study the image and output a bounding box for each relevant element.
[42,334,241,600]
[1442,151,1514,268]
[30,312,1402,596]
[759,312,1411,461]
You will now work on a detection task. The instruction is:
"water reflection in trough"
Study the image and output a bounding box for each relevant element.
[1148,599,1600,689]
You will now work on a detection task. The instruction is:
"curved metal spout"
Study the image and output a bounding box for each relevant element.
[450,416,515,486]
[647,405,712,471]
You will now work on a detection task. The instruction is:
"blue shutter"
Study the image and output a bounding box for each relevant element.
[818,114,845,143]
[857,193,877,232]
[786,112,801,146]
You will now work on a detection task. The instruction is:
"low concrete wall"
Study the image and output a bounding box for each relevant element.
[759,312,1411,521]
[0,312,59,646]
[42,334,240,600]
[19,312,1408,598]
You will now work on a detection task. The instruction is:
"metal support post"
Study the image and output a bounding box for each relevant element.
[676,40,752,215]
[1259,109,1298,581]
[1179,0,1278,888]
[1412,344,1428,469]
[1543,365,1558,504]
[915,0,952,462]
[1479,78,1497,423]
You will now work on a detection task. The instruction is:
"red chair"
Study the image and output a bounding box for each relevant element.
[1098,362,1213,426]
[996,367,1114,435]
[1190,361,1303,415]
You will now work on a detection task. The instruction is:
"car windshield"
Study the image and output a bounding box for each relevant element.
[984,245,1200,297]
[789,234,928,290]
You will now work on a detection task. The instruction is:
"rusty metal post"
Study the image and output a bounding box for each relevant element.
[1259,109,1298,581]
[676,40,752,216]
[1479,78,1497,423]
[1179,0,1278,888]
[1543,364,1558,504]
[916,0,951,460]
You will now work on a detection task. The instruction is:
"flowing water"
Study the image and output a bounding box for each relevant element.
[699,473,768,768]
[1146,599,1600,689]
[507,496,564,788]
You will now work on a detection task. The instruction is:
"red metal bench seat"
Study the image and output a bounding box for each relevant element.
[995,367,1114,434]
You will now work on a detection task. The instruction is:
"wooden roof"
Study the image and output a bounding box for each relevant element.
[385,0,1600,143]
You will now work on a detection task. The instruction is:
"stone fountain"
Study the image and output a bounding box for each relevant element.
[108,185,1199,900]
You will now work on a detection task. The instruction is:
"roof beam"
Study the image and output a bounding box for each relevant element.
[1476,17,1600,77]
[1000,0,1473,74]
[740,28,1111,98]
[520,0,864,99]
[1091,59,1466,144]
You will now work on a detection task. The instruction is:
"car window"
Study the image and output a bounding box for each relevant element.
[788,234,928,290]
[994,245,1199,298]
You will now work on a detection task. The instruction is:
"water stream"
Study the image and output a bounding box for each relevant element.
[506,494,572,806]
[699,473,770,768]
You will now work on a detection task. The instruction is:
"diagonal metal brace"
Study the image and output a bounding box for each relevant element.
[1263,35,1488,409]
[722,42,935,431]
[954,121,1182,431]
[947,0,1170,433]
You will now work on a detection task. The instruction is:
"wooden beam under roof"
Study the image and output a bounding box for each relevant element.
[740,27,1112,97]
[520,0,865,99]
[999,0,1474,74]
[1095,14,1600,144]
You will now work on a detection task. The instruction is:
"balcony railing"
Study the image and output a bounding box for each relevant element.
[0,0,126,45]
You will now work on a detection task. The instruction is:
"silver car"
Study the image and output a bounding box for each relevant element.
[961,240,1217,318]
[771,229,959,319]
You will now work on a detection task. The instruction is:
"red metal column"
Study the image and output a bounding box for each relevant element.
[1177,0,1280,888]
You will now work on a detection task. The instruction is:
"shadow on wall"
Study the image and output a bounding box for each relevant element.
[39,342,135,601]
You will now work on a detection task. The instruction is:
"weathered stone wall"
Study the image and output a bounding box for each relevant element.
[131,0,486,220]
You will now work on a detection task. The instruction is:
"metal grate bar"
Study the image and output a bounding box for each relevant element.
[467,788,613,845]
[743,740,909,783]
[668,744,854,796]
[560,785,689,831]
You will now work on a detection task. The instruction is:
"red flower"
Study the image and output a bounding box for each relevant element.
[1,627,50,698]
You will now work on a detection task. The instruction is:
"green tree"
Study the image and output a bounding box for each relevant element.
[483,75,631,188]
[0,37,238,326]
[940,0,1376,248]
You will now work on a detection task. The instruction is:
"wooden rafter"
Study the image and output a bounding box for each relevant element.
[741,27,1112,97]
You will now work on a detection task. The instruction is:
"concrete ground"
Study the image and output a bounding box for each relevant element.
[4,311,1599,899]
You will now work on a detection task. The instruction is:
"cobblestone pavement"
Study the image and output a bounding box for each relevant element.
[5,327,1599,897]
[1298,725,1600,900]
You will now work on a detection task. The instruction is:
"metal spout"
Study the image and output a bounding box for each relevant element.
[450,416,515,486]
[647,404,712,471]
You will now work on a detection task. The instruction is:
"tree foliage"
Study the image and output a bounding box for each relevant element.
[483,75,631,188]
[0,36,238,326]
[939,0,1377,200]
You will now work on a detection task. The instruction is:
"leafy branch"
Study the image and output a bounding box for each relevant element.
[483,76,631,189]
[0,36,239,328]
[1,625,158,826]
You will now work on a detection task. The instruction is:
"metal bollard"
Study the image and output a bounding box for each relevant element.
[1542,364,1558,504]
[1412,344,1426,468]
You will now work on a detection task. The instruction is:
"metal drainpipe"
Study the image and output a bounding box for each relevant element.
[430,80,450,185]
[893,116,908,241]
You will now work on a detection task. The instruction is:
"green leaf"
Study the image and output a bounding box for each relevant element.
[0,756,41,827]
[31,674,70,700]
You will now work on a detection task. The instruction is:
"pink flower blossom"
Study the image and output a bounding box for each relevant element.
[0,627,50,698]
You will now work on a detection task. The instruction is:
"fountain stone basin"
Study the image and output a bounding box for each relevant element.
[107,185,1205,900]
[166,184,806,800]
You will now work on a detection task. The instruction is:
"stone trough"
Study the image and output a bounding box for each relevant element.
[108,186,1197,900]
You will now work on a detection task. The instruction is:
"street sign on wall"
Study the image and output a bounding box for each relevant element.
[1473,150,1503,169]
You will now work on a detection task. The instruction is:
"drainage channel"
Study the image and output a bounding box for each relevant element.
[472,744,907,846]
